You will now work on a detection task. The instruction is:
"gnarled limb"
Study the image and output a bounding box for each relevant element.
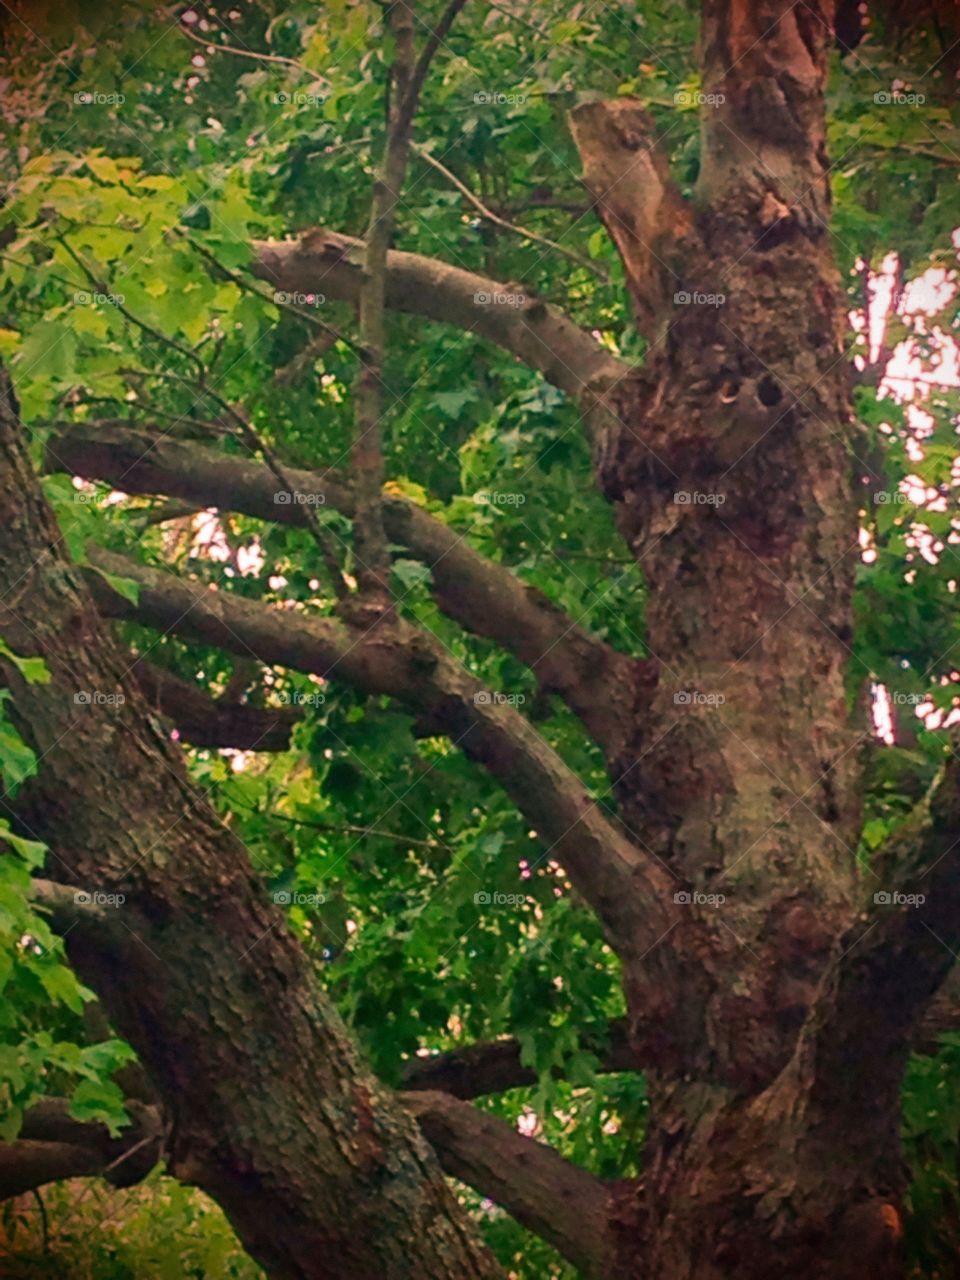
[85,545,678,955]
[569,99,696,334]
[251,230,628,414]
[401,1090,615,1279]
[47,423,643,758]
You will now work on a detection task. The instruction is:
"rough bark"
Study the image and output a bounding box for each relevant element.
[402,1090,615,1278]
[0,368,503,1280]
[83,544,677,957]
[46,422,642,756]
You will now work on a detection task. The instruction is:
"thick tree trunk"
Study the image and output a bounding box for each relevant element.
[0,370,502,1279]
[575,4,909,1275]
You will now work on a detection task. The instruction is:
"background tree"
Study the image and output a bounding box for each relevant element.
[0,1,958,1276]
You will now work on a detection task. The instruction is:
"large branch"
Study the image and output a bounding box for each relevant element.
[401,1090,614,1278]
[402,1020,633,1098]
[568,100,695,334]
[251,229,628,411]
[85,545,676,955]
[47,423,641,757]
[0,1098,162,1199]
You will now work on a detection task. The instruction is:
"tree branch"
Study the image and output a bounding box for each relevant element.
[785,748,960,1123]
[568,99,695,334]
[402,1090,613,1278]
[0,1098,163,1200]
[84,546,677,953]
[402,1020,633,1098]
[350,0,420,604]
[251,229,628,416]
[46,423,641,757]
[130,659,301,751]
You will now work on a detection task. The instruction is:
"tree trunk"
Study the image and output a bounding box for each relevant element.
[0,369,502,1280]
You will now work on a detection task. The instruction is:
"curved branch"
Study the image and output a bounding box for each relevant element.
[85,546,677,953]
[402,1090,613,1278]
[251,230,628,413]
[46,423,641,757]
[402,1019,633,1098]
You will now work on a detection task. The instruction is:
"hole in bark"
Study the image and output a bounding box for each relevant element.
[756,375,783,407]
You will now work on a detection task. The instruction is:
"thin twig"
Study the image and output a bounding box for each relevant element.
[411,141,608,280]
[176,17,324,81]
[238,800,450,852]
[58,231,351,597]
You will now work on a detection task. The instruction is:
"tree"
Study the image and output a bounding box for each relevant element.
[0,0,958,1276]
